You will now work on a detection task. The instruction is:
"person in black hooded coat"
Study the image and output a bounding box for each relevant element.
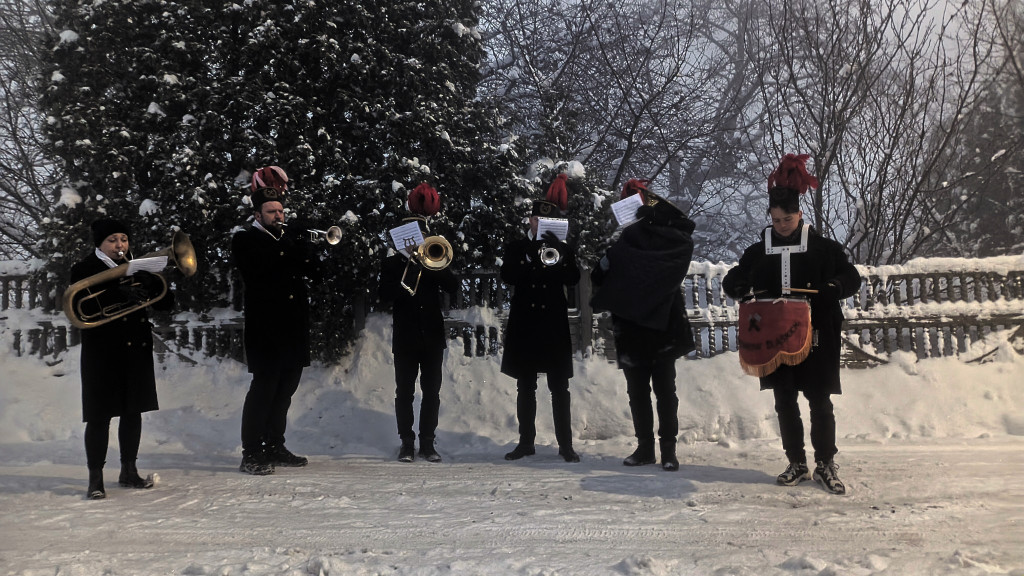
[590,179,696,471]
[722,154,861,495]
[70,218,174,499]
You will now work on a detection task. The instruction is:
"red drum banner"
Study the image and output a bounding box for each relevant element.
[737,299,813,377]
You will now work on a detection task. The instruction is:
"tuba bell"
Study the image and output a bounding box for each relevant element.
[401,235,453,295]
[62,230,198,329]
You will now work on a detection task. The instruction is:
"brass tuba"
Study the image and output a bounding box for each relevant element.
[401,235,453,295]
[62,230,198,329]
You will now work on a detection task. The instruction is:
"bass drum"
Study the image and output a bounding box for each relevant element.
[736,298,813,377]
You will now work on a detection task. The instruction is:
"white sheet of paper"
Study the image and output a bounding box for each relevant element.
[389,222,425,258]
[611,193,644,227]
[536,217,569,242]
[127,256,168,276]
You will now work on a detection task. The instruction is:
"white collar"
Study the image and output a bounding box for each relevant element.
[94,247,119,269]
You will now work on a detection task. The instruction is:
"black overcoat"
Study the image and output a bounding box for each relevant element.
[590,212,696,368]
[499,236,581,380]
[231,225,321,373]
[378,254,459,354]
[722,224,861,394]
[70,253,172,422]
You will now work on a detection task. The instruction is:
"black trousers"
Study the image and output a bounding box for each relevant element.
[85,413,142,470]
[515,373,573,448]
[394,347,444,444]
[241,363,303,452]
[623,361,678,447]
[773,382,837,464]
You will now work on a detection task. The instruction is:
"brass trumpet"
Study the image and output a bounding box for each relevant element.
[401,235,453,295]
[282,223,343,245]
[63,231,198,329]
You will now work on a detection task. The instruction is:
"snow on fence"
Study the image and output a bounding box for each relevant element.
[3,256,1022,366]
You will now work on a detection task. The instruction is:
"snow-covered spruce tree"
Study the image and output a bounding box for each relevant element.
[38,0,537,360]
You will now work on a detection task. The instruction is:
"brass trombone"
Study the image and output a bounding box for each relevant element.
[62,230,198,329]
[401,235,453,296]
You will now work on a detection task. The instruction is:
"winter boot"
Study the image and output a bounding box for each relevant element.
[419,439,442,463]
[504,444,536,461]
[558,446,581,463]
[398,441,416,463]
[266,444,308,467]
[87,468,106,500]
[777,461,811,486]
[239,450,274,475]
[813,460,846,495]
[623,442,656,467]
[660,439,679,472]
[119,461,154,488]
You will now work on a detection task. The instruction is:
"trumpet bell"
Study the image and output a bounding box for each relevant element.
[310,226,343,245]
[539,246,561,266]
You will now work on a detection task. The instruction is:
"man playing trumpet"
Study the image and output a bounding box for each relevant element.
[232,165,323,475]
[500,173,582,463]
[378,183,458,463]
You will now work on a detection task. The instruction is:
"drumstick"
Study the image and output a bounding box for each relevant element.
[788,287,819,294]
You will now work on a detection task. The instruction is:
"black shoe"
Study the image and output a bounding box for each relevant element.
[239,450,274,475]
[558,446,580,463]
[87,468,106,500]
[118,463,154,488]
[661,455,679,471]
[813,460,846,495]
[398,443,416,462]
[623,446,656,467]
[504,444,536,461]
[419,446,443,463]
[777,461,811,486]
[266,445,308,467]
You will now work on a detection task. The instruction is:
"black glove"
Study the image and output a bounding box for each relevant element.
[541,230,567,250]
[729,283,752,300]
[133,270,163,291]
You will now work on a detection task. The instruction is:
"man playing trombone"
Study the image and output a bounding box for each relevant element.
[378,183,458,463]
[232,166,323,475]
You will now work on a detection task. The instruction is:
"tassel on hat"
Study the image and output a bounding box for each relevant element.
[767,154,819,195]
[532,173,569,216]
[408,182,441,217]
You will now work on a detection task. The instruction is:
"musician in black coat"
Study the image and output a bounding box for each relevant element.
[378,183,459,463]
[70,218,173,499]
[500,174,582,463]
[590,179,696,471]
[232,166,322,475]
[722,154,861,495]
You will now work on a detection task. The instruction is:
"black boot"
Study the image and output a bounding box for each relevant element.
[558,446,580,463]
[504,443,536,460]
[623,442,656,466]
[398,441,416,462]
[660,439,679,471]
[87,468,106,500]
[119,460,154,488]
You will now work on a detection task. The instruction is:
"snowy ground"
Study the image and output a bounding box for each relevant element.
[1,312,1022,576]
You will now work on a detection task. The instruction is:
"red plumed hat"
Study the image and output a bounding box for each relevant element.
[251,165,289,192]
[532,173,569,216]
[767,154,819,195]
[620,178,652,201]
[408,182,441,217]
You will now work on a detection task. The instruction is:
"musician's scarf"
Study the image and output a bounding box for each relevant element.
[590,217,694,332]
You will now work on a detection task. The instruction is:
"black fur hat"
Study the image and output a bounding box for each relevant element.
[90,218,130,247]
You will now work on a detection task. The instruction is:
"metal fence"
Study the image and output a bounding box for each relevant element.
[3,257,1023,367]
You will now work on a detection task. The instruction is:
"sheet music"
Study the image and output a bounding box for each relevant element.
[389,221,425,258]
[536,217,569,242]
[611,193,644,227]
[126,256,167,276]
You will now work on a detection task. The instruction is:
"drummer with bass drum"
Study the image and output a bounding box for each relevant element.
[722,154,861,495]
